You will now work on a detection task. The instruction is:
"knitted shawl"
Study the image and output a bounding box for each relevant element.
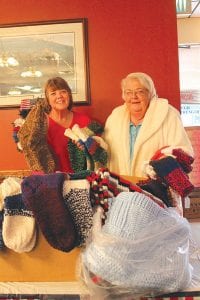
[18,99,107,173]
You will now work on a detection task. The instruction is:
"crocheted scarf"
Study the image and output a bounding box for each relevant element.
[18,99,107,173]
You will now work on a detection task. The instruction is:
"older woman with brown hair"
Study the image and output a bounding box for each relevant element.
[104,72,193,177]
[18,77,107,174]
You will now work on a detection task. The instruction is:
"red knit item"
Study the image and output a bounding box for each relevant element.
[172,148,194,173]
[87,168,166,211]
[150,156,194,198]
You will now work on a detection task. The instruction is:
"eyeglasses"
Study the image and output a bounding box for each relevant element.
[124,88,147,97]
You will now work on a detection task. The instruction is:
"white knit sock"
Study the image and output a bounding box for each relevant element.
[2,194,36,253]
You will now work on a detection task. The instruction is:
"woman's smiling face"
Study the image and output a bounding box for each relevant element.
[47,88,70,111]
[123,78,151,118]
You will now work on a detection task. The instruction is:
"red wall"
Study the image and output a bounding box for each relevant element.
[0,0,180,170]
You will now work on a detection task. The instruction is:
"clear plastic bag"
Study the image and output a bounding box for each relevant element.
[80,192,193,299]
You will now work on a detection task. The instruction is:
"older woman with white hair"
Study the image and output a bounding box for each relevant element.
[104,72,193,177]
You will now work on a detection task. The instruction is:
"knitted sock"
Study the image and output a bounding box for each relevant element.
[2,194,36,253]
[0,177,22,249]
[1,177,22,199]
[63,179,93,246]
[149,156,194,197]
[21,173,78,252]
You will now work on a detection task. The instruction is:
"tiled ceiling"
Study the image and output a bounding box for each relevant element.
[190,0,200,17]
[177,0,200,17]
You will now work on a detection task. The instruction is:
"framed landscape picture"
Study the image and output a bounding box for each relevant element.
[0,18,90,107]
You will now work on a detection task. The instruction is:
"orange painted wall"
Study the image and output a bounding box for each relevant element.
[0,0,180,170]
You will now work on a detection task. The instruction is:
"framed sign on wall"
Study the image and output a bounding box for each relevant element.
[0,18,90,107]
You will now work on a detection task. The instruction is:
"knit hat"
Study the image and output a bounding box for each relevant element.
[82,192,192,297]
[63,179,93,246]
[21,173,78,252]
[2,193,36,253]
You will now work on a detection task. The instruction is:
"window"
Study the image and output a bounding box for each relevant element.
[179,44,200,126]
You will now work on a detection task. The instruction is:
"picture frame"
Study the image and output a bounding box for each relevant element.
[0,18,90,108]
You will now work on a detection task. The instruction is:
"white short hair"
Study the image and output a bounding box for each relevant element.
[121,72,157,100]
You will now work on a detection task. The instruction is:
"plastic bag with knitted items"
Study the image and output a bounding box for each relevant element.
[79,192,193,299]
